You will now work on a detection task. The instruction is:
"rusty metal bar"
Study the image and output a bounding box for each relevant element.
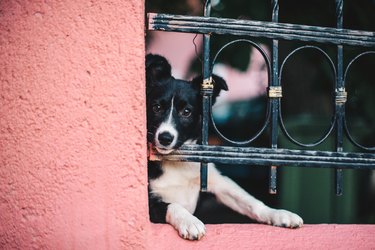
[335,0,344,196]
[200,0,212,192]
[148,13,375,47]
[150,145,375,169]
[269,0,280,195]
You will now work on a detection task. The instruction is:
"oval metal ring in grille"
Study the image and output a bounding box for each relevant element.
[279,45,337,147]
[210,39,272,145]
[343,51,375,151]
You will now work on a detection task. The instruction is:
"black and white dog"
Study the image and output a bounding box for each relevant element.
[146,54,303,240]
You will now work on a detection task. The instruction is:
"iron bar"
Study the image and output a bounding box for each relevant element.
[343,51,375,151]
[148,13,375,47]
[269,0,280,194]
[211,39,272,146]
[200,0,212,192]
[335,0,344,196]
[150,145,375,169]
[278,45,337,147]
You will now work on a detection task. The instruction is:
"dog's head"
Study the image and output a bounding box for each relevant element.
[146,54,228,154]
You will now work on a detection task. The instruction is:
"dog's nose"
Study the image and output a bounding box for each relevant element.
[158,132,174,146]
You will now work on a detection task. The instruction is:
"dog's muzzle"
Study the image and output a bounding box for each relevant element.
[158,132,175,147]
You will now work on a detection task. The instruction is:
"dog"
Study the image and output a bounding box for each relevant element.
[146,54,303,240]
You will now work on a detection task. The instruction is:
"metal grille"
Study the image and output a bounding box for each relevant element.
[147,0,375,195]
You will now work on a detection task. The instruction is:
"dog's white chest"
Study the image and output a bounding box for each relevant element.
[149,161,201,213]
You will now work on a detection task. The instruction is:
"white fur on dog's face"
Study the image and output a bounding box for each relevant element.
[154,97,178,154]
[146,54,228,154]
[147,78,202,153]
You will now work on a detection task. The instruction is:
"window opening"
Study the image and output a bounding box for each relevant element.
[147,0,375,223]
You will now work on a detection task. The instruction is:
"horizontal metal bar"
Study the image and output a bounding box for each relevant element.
[149,145,375,169]
[148,13,375,47]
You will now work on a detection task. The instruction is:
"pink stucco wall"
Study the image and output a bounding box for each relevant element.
[0,0,148,249]
[1,0,375,249]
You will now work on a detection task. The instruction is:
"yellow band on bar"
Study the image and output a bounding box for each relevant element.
[335,88,347,104]
[202,76,214,89]
[268,86,282,98]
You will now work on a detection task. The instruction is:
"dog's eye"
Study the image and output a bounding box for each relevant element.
[180,108,192,117]
[152,104,162,113]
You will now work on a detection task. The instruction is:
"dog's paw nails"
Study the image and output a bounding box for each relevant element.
[176,215,206,240]
[270,209,303,229]
[167,204,206,240]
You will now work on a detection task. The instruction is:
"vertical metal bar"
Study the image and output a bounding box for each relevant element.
[335,0,344,196]
[200,0,212,192]
[269,0,280,194]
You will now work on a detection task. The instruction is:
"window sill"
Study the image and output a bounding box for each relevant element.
[149,223,375,249]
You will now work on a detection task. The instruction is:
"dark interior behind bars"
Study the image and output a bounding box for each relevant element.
[146,0,375,224]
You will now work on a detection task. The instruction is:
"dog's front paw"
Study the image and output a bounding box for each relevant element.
[268,209,303,229]
[166,203,206,240]
[175,213,206,240]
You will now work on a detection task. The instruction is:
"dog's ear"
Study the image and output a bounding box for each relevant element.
[191,74,229,104]
[146,54,171,85]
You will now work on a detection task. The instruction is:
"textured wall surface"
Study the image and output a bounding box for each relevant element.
[150,224,375,250]
[0,0,148,249]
